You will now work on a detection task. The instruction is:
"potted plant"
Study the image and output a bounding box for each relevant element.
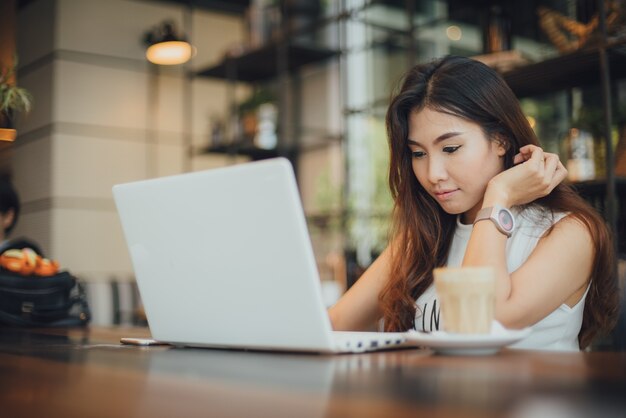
[0,59,32,141]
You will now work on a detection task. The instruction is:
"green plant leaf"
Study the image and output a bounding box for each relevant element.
[0,57,33,115]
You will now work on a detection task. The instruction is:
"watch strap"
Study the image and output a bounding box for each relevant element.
[475,206,496,223]
[473,205,514,237]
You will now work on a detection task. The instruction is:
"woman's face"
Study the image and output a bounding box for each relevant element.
[407,107,506,223]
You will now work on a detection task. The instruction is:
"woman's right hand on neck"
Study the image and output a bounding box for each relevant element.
[484,145,568,208]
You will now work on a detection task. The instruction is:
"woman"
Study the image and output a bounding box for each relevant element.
[329,55,618,350]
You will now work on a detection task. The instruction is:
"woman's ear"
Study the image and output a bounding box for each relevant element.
[493,136,509,157]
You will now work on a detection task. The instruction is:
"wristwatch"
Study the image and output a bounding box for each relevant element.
[473,205,515,237]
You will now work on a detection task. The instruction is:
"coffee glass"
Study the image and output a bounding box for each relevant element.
[433,266,496,334]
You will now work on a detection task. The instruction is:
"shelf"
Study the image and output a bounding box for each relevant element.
[572,177,626,253]
[196,43,340,82]
[300,139,343,152]
[198,142,286,160]
[502,41,626,98]
[149,0,250,14]
[306,211,345,229]
[344,97,390,117]
[572,177,626,194]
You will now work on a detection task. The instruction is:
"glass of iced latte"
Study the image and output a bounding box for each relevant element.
[433,266,496,334]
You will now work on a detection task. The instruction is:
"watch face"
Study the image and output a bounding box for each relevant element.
[498,209,514,232]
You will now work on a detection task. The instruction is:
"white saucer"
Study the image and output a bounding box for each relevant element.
[404,321,532,356]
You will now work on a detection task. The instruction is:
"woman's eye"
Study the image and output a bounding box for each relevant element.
[411,151,426,159]
[443,145,461,154]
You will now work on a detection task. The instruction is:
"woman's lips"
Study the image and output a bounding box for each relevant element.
[434,189,459,200]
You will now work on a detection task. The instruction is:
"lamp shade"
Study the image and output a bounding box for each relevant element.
[144,21,193,65]
[146,41,192,65]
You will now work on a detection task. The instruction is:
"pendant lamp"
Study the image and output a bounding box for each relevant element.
[144,21,193,65]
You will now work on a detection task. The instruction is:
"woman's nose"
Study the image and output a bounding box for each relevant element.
[427,157,448,184]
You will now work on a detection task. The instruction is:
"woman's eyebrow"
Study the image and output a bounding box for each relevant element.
[407,131,463,146]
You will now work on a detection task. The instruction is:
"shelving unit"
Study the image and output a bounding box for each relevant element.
[197,141,286,160]
[192,0,415,162]
[196,43,339,82]
[193,8,340,172]
[502,38,626,99]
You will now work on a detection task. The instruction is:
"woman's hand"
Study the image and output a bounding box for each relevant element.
[484,145,568,207]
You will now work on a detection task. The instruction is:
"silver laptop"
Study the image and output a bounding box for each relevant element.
[112,158,409,353]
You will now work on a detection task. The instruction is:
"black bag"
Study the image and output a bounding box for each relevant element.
[0,270,90,327]
[0,239,91,327]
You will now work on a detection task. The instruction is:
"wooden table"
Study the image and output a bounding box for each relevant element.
[1,327,625,418]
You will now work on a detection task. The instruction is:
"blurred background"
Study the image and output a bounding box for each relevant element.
[0,0,624,327]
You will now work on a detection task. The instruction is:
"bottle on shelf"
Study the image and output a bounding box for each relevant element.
[254,102,278,149]
[565,128,595,182]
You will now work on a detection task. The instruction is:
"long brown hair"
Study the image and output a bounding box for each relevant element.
[381,55,618,349]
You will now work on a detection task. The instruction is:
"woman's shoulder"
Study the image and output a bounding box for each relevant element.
[517,202,566,216]
[515,204,568,229]
[516,204,591,241]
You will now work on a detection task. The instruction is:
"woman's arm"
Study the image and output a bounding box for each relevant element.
[463,145,592,328]
[464,213,593,329]
[328,246,393,331]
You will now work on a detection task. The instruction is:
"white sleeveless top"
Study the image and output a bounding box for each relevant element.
[414,205,588,351]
